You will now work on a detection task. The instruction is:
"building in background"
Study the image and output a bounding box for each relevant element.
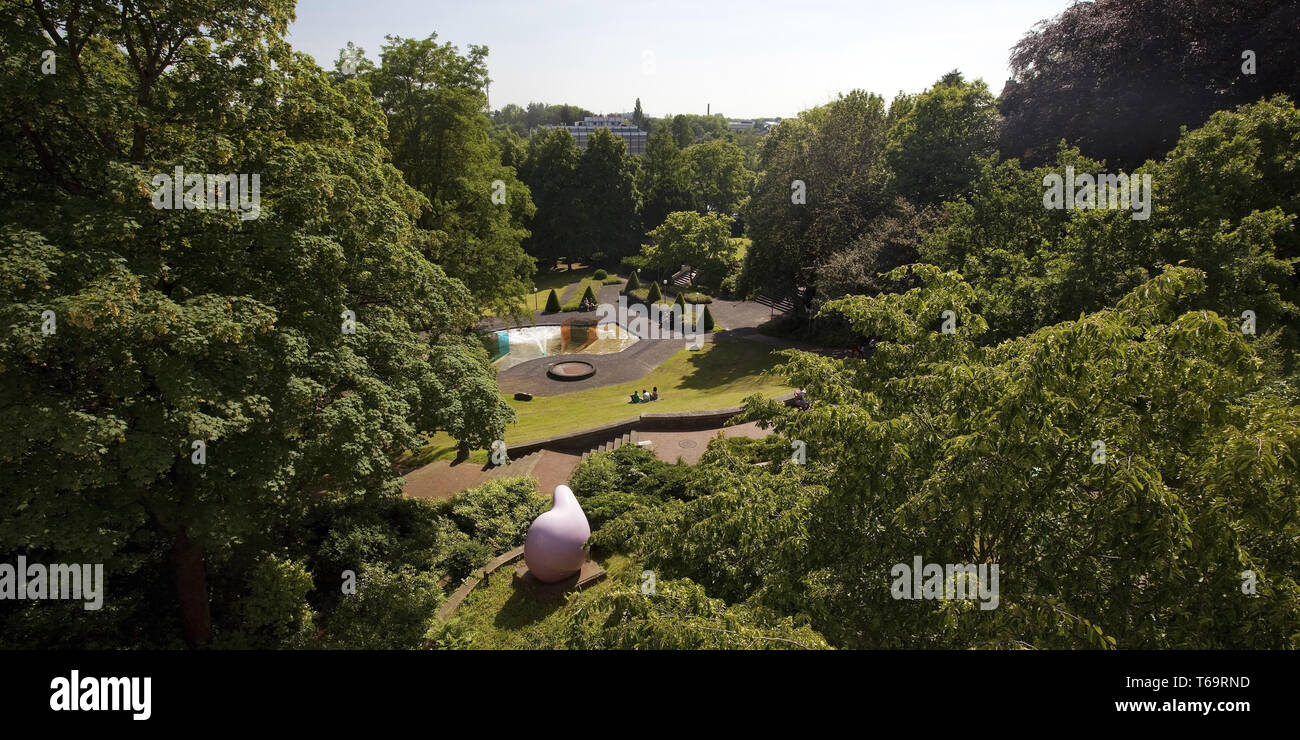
[544,116,648,155]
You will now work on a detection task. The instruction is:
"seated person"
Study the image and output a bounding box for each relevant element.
[630,391,641,403]
[792,387,811,410]
[648,386,659,401]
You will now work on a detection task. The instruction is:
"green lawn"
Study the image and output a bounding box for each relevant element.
[399,338,788,467]
[485,264,604,317]
[447,553,635,649]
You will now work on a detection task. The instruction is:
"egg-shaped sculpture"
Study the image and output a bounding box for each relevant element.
[523,484,591,583]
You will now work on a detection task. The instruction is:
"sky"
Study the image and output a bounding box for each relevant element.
[286,0,1079,120]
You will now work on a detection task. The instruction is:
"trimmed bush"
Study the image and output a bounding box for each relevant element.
[647,280,663,302]
[702,305,716,331]
[623,271,641,293]
[626,288,650,303]
[593,269,608,280]
[544,288,561,313]
[683,292,713,304]
[602,275,623,285]
[580,284,597,304]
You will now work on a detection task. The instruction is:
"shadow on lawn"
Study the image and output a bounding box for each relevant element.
[671,337,785,392]
[492,581,564,630]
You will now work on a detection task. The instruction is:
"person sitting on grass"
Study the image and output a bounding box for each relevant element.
[646,387,658,401]
[630,390,642,403]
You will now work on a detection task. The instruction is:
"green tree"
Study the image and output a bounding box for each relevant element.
[577,128,642,263]
[0,3,512,646]
[639,129,695,230]
[644,211,737,289]
[364,34,536,317]
[648,266,1300,648]
[743,91,894,311]
[884,71,1000,206]
[999,0,1300,168]
[518,127,582,268]
[631,97,648,130]
[686,139,753,215]
[670,114,693,148]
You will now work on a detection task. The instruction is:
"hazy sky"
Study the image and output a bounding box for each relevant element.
[287,0,1078,119]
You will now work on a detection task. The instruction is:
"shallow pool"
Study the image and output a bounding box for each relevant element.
[485,323,639,371]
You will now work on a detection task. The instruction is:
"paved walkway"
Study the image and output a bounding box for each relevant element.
[403,450,584,501]
[635,421,769,464]
[402,422,773,500]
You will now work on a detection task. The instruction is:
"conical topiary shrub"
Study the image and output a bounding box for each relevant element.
[702,305,716,331]
[624,271,641,293]
[544,288,561,313]
[580,284,597,305]
[647,280,663,303]
[673,292,687,330]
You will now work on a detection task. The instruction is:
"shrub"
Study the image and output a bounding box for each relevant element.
[317,563,444,649]
[580,284,597,304]
[593,269,608,280]
[626,287,650,303]
[683,292,713,304]
[624,271,641,293]
[702,305,716,331]
[647,281,663,302]
[440,540,492,583]
[620,254,648,275]
[602,275,623,285]
[544,288,561,313]
[719,273,739,298]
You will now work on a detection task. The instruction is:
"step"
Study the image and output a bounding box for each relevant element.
[484,451,542,480]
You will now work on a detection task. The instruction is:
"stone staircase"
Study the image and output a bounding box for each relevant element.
[756,293,794,313]
[579,430,646,462]
[670,265,696,288]
[482,450,545,481]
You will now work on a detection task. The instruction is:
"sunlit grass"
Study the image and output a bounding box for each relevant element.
[398,338,788,467]
[448,553,635,649]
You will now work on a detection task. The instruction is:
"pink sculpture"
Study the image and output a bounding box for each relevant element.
[523,485,591,583]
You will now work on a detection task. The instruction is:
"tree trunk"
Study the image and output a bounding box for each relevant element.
[456,440,471,462]
[172,527,212,647]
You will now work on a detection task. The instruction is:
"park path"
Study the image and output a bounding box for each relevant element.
[402,421,772,500]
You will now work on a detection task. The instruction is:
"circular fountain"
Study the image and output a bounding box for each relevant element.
[547,360,596,381]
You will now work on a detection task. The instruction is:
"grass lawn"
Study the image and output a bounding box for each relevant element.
[448,552,635,649]
[557,277,603,311]
[398,338,787,467]
[485,264,599,317]
[730,237,750,262]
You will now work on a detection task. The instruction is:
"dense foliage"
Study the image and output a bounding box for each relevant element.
[999,0,1300,168]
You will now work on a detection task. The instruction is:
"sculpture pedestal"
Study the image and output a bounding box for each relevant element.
[513,560,606,603]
